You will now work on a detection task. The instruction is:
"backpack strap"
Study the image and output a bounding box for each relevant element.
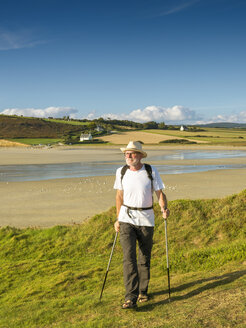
[144,164,153,191]
[120,163,154,216]
[121,164,129,183]
[121,163,153,190]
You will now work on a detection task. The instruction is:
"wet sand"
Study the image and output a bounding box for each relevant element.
[0,146,246,228]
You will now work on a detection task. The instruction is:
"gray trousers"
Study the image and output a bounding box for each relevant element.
[119,222,154,302]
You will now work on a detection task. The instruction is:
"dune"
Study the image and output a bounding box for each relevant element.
[0,139,28,147]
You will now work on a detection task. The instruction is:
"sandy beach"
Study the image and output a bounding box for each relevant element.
[0,145,246,228]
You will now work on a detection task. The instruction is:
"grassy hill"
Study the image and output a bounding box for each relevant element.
[198,122,246,129]
[1,114,246,146]
[0,115,86,139]
[0,190,245,327]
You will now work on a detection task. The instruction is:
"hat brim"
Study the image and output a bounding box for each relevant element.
[120,147,147,158]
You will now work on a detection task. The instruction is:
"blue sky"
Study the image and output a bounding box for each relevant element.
[0,0,246,124]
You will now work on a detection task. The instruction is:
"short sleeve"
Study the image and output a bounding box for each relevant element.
[113,167,123,190]
[151,165,165,191]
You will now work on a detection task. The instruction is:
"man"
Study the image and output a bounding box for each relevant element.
[114,141,170,309]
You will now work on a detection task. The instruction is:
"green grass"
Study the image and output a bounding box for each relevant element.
[0,190,245,327]
[159,139,197,144]
[43,119,89,126]
[146,128,246,146]
[8,138,62,145]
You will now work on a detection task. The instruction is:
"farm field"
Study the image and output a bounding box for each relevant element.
[97,130,207,144]
[145,128,246,146]
[5,127,246,147]
[97,128,246,146]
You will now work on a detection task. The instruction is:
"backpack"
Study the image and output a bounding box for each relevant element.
[120,164,154,214]
[120,163,153,191]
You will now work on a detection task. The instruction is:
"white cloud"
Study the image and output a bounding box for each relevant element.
[211,111,246,123]
[4,105,246,125]
[90,105,200,123]
[159,0,200,16]
[0,107,78,118]
[0,28,45,50]
[87,106,246,124]
[86,111,97,120]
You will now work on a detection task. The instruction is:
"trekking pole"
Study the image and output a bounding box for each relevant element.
[164,218,171,302]
[99,231,118,301]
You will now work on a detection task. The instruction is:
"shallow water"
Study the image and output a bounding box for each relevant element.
[149,150,246,161]
[1,150,246,182]
[1,162,246,182]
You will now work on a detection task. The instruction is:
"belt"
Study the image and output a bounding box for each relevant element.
[123,204,153,218]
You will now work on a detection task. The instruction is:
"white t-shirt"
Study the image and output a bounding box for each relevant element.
[114,164,165,226]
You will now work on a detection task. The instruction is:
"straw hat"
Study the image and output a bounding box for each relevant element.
[120,141,147,158]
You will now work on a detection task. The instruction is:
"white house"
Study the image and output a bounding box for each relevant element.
[180,125,188,131]
[80,133,93,142]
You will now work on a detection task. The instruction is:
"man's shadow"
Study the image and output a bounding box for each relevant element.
[137,269,246,311]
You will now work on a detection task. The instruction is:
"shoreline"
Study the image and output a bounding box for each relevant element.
[0,144,245,165]
[0,146,246,228]
[0,168,245,228]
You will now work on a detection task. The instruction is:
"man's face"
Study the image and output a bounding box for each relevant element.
[124,151,143,167]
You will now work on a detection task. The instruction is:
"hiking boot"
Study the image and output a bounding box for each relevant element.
[137,294,149,303]
[122,300,137,309]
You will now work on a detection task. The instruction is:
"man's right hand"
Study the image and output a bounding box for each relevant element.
[114,220,120,232]
[162,208,170,219]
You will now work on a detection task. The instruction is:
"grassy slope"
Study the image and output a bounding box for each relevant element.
[43,119,88,126]
[8,138,62,145]
[0,115,86,139]
[1,114,246,146]
[0,190,245,327]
